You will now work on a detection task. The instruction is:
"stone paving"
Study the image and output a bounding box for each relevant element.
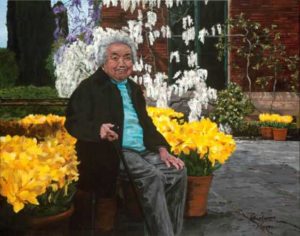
[116,140,300,236]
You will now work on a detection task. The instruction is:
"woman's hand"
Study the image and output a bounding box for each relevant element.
[159,147,185,170]
[100,123,119,141]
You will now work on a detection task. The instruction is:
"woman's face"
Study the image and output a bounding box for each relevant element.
[102,43,133,81]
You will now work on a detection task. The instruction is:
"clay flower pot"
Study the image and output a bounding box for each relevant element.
[273,128,288,141]
[185,175,213,217]
[260,127,273,139]
[25,205,74,235]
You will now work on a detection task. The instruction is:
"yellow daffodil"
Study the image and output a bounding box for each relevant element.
[0,133,79,213]
[147,108,236,176]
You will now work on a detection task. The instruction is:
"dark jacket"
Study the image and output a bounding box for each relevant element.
[65,68,170,196]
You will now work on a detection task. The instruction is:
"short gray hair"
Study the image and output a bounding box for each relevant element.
[97,34,137,66]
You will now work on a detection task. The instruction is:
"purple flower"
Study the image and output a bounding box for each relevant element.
[71,0,82,8]
[66,34,77,43]
[87,0,95,6]
[83,28,93,44]
[53,4,67,14]
[91,6,101,23]
[54,45,67,64]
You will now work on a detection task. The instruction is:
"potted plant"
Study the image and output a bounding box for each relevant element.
[258,113,293,141]
[269,114,293,141]
[258,113,274,139]
[148,107,236,217]
[0,115,79,233]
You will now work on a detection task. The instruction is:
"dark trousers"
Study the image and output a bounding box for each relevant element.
[120,150,187,236]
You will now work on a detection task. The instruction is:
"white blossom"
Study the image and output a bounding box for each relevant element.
[124,20,144,45]
[217,23,222,34]
[120,0,131,11]
[198,28,209,44]
[103,0,183,12]
[145,11,157,29]
[170,51,180,63]
[187,51,198,68]
[182,15,193,30]
[133,58,144,72]
[137,9,143,21]
[145,64,152,73]
[211,26,216,36]
[160,25,172,38]
[148,32,155,45]
[182,26,195,45]
[153,30,160,38]
[173,71,182,80]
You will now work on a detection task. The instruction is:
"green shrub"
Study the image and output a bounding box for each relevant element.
[0,48,19,88]
[232,121,260,137]
[0,86,66,119]
[209,82,254,131]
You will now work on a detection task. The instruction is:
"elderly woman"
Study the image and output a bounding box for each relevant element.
[65,34,187,236]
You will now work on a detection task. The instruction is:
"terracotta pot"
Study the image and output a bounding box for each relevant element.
[185,175,213,217]
[273,128,288,141]
[25,205,74,235]
[260,127,273,139]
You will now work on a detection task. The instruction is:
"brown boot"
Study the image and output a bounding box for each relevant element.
[95,198,117,232]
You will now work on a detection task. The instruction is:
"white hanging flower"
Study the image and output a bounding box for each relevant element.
[216,23,222,34]
[182,26,195,45]
[148,31,155,45]
[198,28,209,44]
[165,0,174,8]
[145,64,152,73]
[120,0,131,11]
[169,51,180,63]
[187,51,198,68]
[211,25,216,36]
[124,20,144,45]
[145,11,157,29]
[153,30,160,38]
[133,58,144,72]
[182,15,193,30]
[137,9,143,21]
[173,70,182,79]
[165,25,171,38]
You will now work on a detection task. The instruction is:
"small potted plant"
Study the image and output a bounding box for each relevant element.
[258,113,293,141]
[258,113,274,139]
[0,115,79,233]
[148,107,236,217]
[269,114,293,141]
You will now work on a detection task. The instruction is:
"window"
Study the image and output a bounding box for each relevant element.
[168,0,228,90]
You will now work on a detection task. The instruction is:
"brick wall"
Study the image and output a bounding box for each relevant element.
[101,1,299,91]
[229,0,300,91]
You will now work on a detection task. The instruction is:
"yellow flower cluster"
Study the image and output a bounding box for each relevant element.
[0,114,66,138]
[19,114,65,128]
[0,118,78,213]
[147,107,184,120]
[148,107,236,167]
[259,113,293,124]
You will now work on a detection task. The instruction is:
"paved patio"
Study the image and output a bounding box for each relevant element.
[116,140,300,236]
